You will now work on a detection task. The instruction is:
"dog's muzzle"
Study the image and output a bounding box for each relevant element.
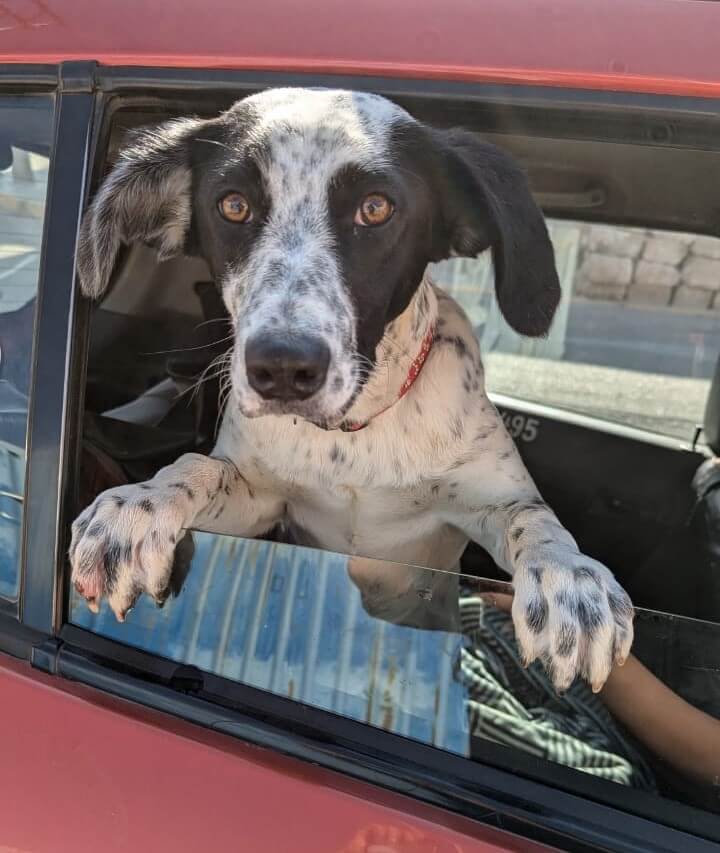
[245,333,331,402]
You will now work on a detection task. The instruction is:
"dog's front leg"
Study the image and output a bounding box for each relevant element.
[70,452,282,619]
[443,424,634,692]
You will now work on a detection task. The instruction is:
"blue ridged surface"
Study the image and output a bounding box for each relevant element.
[71,532,470,754]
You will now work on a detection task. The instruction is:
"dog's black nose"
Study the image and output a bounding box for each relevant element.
[245,335,330,401]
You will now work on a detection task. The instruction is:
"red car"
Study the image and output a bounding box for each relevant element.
[0,1,719,850]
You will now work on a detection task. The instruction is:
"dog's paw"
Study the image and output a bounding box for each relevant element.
[511,553,634,693]
[70,481,193,620]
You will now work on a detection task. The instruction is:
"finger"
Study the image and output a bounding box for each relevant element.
[479,591,514,613]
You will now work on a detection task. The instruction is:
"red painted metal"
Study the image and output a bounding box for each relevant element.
[0,654,553,853]
[0,0,719,98]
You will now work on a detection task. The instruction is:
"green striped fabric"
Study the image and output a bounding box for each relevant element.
[459,597,656,790]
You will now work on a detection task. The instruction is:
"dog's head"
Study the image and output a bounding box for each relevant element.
[78,88,559,426]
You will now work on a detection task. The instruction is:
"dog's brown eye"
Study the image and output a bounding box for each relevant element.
[355,193,394,227]
[219,192,252,223]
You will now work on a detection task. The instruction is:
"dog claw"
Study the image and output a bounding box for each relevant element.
[87,598,100,614]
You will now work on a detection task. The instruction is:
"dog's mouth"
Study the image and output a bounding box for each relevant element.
[232,361,364,430]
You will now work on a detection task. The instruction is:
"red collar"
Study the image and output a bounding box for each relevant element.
[340,324,436,432]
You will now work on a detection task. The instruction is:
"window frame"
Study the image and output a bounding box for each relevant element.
[0,73,59,616]
[3,60,720,850]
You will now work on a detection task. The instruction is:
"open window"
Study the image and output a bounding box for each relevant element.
[63,82,720,844]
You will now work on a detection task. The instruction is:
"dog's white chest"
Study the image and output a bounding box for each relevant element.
[220,412,468,568]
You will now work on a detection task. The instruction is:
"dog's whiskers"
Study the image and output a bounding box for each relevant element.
[141,334,234,357]
[175,349,233,403]
[193,317,232,331]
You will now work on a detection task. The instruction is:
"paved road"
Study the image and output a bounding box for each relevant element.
[486,351,709,441]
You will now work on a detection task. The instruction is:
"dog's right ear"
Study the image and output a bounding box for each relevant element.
[76,117,210,300]
[428,127,560,338]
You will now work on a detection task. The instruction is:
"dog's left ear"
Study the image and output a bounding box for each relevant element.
[431,128,560,337]
[76,117,211,300]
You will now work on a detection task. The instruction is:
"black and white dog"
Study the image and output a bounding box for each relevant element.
[71,88,633,692]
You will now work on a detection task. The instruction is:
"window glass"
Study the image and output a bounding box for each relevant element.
[0,95,53,600]
[432,221,720,442]
[71,533,720,816]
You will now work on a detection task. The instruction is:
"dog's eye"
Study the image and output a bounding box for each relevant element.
[354,193,394,227]
[218,192,252,223]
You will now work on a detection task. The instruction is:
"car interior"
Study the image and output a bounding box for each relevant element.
[12,88,714,818]
[76,93,720,616]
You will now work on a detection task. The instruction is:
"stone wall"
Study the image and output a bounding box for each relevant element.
[575,224,720,310]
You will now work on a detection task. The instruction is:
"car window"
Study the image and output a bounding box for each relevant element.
[432,221,720,442]
[70,94,720,838]
[70,532,720,815]
[0,95,53,601]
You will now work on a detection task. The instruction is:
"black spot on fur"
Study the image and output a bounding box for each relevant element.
[526,595,548,634]
[513,548,523,561]
[475,425,497,441]
[528,566,543,584]
[102,541,123,592]
[577,597,605,637]
[169,482,195,501]
[112,496,126,508]
[436,334,468,358]
[556,623,577,657]
[74,517,91,538]
[608,590,633,621]
[574,566,601,585]
[87,521,105,539]
[138,499,154,514]
[139,483,152,491]
[510,526,524,541]
[555,589,575,609]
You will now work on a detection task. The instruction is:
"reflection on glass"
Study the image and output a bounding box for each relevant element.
[71,533,720,812]
[0,95,54,600]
